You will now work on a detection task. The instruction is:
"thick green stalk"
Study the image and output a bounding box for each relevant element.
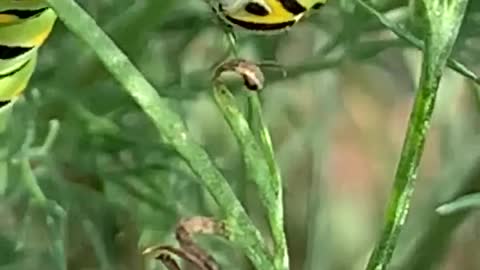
[44,0,272,268]
[365,1,469,269]
[248,94,288,270]
[392,136,480,270]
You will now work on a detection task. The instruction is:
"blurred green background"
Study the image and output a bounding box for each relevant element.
[2,0,480,269]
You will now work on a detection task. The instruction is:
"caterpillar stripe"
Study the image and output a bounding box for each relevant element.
[0,1,56,107]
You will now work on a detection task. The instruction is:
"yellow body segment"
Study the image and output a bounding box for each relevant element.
[299,0,328,8]
[230,0,302,25]
[0,55,37,101]
[0,8,56,47]
[0,14,18,24]
[0,4,56,104]
[219,0,328,31]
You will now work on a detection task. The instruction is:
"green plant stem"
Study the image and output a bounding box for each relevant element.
[355,0,480,85]
[247,94,288,270]
[20,159,47,202]
[45,0,272,268]
[14,118,60,202]
[212,84,280,268]
[436,193,480,215]
[16,120,66,270]
[364,1,469,269]
[12,117,47,202]
[0,102,13,195]
[392,136,480,270]
[221,25,287,268]
[364,53,434,269]
[45,203,67,270]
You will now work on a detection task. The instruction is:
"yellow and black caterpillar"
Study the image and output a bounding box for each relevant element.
[0,1,56,107]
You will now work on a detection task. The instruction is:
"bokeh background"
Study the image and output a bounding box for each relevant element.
[2,0,480,269]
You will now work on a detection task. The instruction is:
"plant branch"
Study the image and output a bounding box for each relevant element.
[356,0,480,84]
[44,0,272,268]
[248,94,288,270]
[213,83,286,269]
[364,0,469,269]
